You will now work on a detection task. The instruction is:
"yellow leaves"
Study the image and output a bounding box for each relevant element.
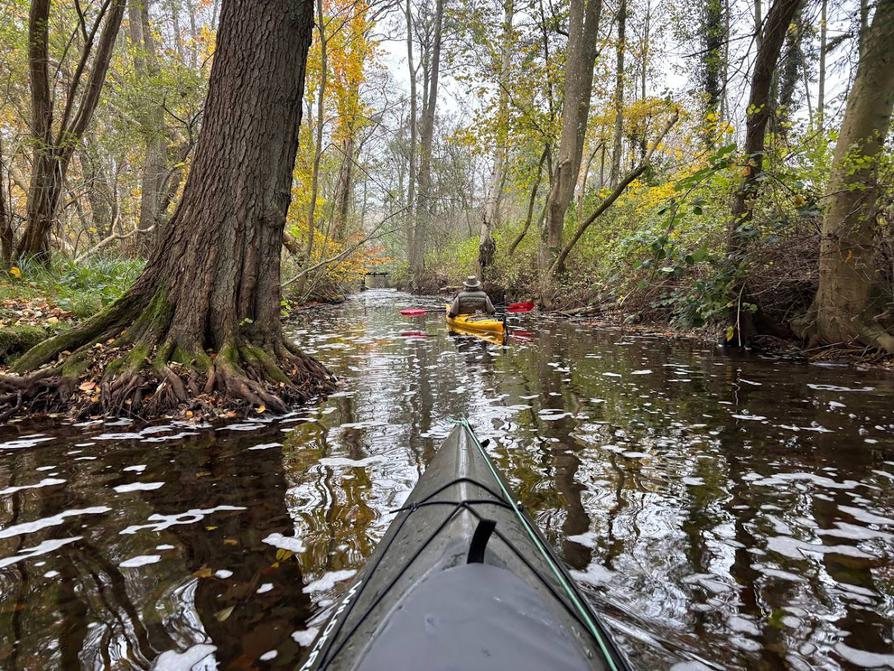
[215,606,235,622]
[256,404,266,414]
[193,566,214,579]
[275,548,294,562]
[725,326,735,342]
[792,194,806,208]
[8,266,21,279]
[79,380,97,393]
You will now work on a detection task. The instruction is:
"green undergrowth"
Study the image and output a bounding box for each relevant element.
[422,132,849,335]
[1,256,144,365]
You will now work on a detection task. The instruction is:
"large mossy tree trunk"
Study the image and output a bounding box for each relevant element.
[802,0,894,352]
[1,0,333,419]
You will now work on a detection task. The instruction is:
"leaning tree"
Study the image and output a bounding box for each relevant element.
[0,0,334,418]
[801,0,894,352]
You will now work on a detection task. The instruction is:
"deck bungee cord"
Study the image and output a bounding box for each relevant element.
[454,417,626,671]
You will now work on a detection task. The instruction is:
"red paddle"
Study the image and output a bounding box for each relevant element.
[400,303,534,317]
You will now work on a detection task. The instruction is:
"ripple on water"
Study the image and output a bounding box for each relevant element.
[1,290,893,670]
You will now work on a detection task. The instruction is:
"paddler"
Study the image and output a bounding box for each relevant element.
[448,275,496,318]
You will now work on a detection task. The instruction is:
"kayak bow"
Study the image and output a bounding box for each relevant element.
[299,420,631,671]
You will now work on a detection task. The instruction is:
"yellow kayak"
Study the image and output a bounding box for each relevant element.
[444,305,505,334]
[447,323,506,346]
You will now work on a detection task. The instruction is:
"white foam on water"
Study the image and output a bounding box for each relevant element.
[0,507,110,540]
[120,554,161,568]
[0,477,66,495]
[262,533,305,554]
[291,628,319,647]
[247,442,282,451]
[0,435,55,450]
[0,536,81,568]
[120,505,246,535]
[151,644,217,671]
[302,569,357,594]
[113,482,165,493]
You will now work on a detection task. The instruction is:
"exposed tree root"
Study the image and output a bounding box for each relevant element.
[792,302,894,354]
[0,334,335,421]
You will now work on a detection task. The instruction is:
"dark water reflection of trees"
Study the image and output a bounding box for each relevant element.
[1,290,892,669]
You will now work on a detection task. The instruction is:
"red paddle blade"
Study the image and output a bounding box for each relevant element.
[400,308,430,316]
[400,330,431,338]
[506,301,535,313]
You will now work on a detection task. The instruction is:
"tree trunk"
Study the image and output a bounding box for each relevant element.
[478,0,514,281]
[701,0,727,145]
[724,0,802,347]
[2,0,333,419]
[405,0,419,286]
[18,0,126,264]
[808,0,894,352]
[550,111,678,274]
[817,0,826,127]
[295,0,328,299]
[332,135,355,241]
[774,8,803,136]
[541,0,602,276]
[0,136,12,268]
[82,140,115,238]
[413,0,445,290]
[130,0,171,254]
[508,147,548,257]
[609,0,626,187]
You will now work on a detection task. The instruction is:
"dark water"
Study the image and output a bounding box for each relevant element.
[1,289,893,670]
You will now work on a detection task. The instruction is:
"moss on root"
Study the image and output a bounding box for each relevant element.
[1,285,335,420]
[0,325,57,365]
[1,336,335,421]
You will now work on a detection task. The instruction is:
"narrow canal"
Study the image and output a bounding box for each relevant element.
[1,289,892,669]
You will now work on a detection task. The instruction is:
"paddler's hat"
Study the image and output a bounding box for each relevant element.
[463,275,482,290]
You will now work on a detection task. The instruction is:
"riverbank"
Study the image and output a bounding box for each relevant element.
[393,277,894,372]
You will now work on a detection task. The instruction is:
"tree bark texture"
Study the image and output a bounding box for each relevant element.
[332,134,355,241]
[130,0,171,253]
[724,0,802,346]
[413,0,445,289]
[2,0,333,419]
[404,0,419,285]
[609,0,626,187]
[18,0,126,264]
[810,0,894,352]
[0,136,12,268]
[700,0,726,145]
[542,0,602,272]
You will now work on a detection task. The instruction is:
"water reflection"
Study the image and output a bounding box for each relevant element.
[1,289,892,669]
